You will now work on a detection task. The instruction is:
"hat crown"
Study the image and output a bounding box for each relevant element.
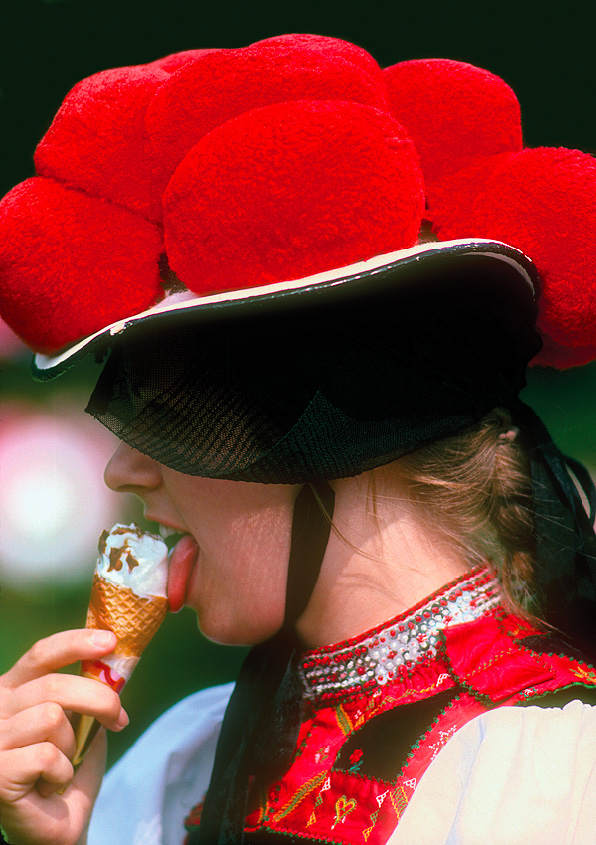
[0,36,595,369]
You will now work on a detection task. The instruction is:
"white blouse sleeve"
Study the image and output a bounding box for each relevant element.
[87,682,233,845]
[387,699,596,845]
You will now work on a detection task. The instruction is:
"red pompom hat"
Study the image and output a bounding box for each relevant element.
[0,36,593,374]
[2,39,596,845]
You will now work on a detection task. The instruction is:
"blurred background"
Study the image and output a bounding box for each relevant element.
[1,0,595,767]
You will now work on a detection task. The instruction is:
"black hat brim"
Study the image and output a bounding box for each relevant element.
[33,238,538,381]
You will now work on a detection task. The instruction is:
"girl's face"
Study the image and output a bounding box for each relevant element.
[104,442,299,645]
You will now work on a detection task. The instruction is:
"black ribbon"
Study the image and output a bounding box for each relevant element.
[513,400,596,661]
[194,480,335,844]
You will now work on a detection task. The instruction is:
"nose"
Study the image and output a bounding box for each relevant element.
[104,441,162,493]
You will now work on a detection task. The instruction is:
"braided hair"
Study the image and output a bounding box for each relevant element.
[393,408,538,620]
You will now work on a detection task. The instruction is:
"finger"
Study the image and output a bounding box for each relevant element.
[0,736,107,844]
[49,725,108,802]
[0,703,76,761]
[37,774,67,799]
[9,674,127,732]
[0,744,73,803]
[2,629,117,689]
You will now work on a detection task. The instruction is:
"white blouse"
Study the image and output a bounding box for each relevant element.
[88,684,233,845]
[88,685,596,845]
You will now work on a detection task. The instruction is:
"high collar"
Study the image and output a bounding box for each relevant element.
[298,565,502,701]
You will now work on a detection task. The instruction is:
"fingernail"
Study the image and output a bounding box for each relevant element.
[117,710,129,730]
[91,630,116,647]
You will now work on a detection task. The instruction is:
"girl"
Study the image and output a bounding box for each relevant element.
[1,34,596,845]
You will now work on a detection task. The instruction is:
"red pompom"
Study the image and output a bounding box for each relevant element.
[0,178,163,353]
[252,33,383,78]
[35,65,168,222]
[146,35,389,200]
[147,48,219,73]
[430,147,596,368]
[163,100,424,293]
[384,59,522,202]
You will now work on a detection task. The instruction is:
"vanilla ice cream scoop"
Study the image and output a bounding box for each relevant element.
[96,523,168,598]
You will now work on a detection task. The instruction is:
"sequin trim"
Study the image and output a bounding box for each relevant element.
[299,567,501,698]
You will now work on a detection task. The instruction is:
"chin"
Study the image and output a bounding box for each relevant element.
[197,608,284,647]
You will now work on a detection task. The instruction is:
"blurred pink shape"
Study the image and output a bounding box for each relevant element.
[0,318,27,358]
[0,403,126,587]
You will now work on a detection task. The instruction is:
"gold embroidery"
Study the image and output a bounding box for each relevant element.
[570,665,596,685]
[272,771,327,822]
[332,795,356,828]
[335,702,354,736]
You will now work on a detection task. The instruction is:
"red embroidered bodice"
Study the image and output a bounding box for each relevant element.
[185,566,596,844]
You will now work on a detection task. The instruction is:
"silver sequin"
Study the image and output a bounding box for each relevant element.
[300,569,501,697]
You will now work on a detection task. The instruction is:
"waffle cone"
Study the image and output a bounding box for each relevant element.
[67,575,168,775]
[86,573,167,658]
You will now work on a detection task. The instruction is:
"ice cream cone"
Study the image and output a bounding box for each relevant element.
[69,524,169,772]
[70,575,168,767]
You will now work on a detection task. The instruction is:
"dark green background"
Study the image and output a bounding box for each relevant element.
[1,0,595,767]
[2,0,595,201]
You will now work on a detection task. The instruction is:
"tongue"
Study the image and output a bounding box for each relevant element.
[167,534,199,613]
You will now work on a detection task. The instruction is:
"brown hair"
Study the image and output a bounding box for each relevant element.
[394,408,540,621]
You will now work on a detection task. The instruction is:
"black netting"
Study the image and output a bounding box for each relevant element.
[86,255,541,482]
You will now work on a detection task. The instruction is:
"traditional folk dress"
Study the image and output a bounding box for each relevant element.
[88,567,596,845]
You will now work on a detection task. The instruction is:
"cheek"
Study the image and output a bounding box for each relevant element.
[186,505,294,645]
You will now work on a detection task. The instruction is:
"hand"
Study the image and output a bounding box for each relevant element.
[0,629,128,845]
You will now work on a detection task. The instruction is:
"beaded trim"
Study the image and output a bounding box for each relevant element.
[299,567,501,698]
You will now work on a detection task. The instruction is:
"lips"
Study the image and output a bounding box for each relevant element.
[167,533,199,613]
